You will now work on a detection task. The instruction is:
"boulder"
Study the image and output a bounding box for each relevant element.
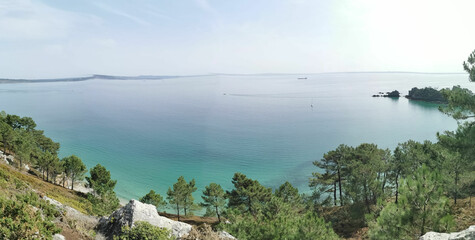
[419,225,475,240]
[98,199,192,239]
[53,234,66,240]
[219,231,237,239]
[43,196,63,209]
[183,224,236,240]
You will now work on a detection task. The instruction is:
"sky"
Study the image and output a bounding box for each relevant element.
[1,0,475,78]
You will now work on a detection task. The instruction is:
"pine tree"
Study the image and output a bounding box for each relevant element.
[227,173,272,216]
[201,183,226,222]
[369,165,454,239]
[140,190,166,210]
[311,144,352,206]
[64,155,87,190]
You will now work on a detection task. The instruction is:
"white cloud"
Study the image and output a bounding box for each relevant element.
[0,0,72,40]
[93,2,151,26]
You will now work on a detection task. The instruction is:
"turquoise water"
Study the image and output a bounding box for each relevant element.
[0,73,472,204]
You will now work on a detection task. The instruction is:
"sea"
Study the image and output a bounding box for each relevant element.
[0,73,472,205]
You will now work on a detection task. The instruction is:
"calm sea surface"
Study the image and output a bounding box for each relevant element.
[0,73,472,204]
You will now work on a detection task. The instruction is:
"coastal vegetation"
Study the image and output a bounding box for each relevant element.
[406,87,447,103]
[0,51,474,239]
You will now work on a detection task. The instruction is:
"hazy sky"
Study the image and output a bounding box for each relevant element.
[1,0,475,78]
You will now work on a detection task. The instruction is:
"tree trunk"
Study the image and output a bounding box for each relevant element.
[333,181,337,206]
[395,173,399,204]
[338,168,343,206]
[421,203,426,236]
[71,173,75,190]
[216,205,221,222]
[46,167,49,182]
[184,198,187,216]
[177,203,180,221]
[363,183,371,214]
[454,172,459,204]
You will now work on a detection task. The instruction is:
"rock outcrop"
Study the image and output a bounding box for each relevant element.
[53,234,66,240]
[372,90,400,98]
[98,199,192,239]
[42,196,101,239]
[420,225,475,240]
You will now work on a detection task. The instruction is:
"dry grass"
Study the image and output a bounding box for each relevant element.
[0,162,92,214]
[451,197,475,232]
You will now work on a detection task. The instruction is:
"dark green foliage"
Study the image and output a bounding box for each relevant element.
[183,178,198,216]
[114,221,173,240]
[407,87,447,103]
[226,173,272,216]
[63,155,87,190]
[86,164,116,196]
[311,144,352,206]
[275,181,301,204]
[12,129,35,170]
[369,165,454,239]
[224,196,339,240]
[0,121,15,154]
[140,190,166,210]
[87,191,120,216]
[386,90,400,97]
[438,124,475,203]
[344,144,388,214]
[0,194,61,240]
[201,183,226,222]
[439,86,475,121]
[463,49,475,82]
[5,114,36,131]
[86,164,119,215]
[166,176,197,220]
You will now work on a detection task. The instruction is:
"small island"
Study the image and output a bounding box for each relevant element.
[405,87,448,103]
[372,90,400,97]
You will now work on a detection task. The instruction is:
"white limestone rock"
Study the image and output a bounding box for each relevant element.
[99,199,192,239]
[43,196,63,208]
[420,225,475,240]
[218,230,237,239]
[53,234,66,240]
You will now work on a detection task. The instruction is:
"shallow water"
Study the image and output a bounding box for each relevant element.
[0,73,472,204]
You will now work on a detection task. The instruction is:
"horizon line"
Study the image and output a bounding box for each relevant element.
[0,71,467,82]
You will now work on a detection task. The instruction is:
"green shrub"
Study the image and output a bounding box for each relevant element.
[87,192,120,216]
[224,196,339,240]
[114,221,173,240]
[0,196,61,239]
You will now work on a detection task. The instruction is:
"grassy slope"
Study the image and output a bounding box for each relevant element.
[0,162,92,214]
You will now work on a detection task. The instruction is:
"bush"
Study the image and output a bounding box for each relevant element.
[0,195,61,239]
[224,197,339,240]
[87,192,120,216]
[114,221,173,240]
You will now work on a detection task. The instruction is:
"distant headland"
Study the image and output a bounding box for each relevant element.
[0,74,183,83]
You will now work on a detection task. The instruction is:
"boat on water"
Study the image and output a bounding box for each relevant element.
[297,77,307,79]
